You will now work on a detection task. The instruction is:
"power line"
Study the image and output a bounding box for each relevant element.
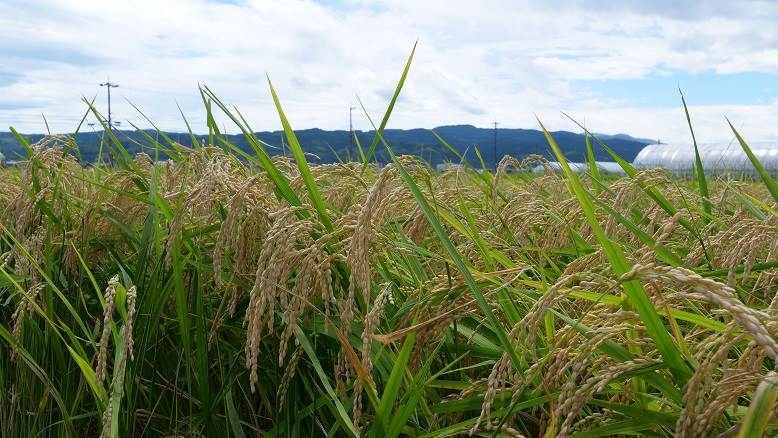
[492,120,499,171]
[99,81,119,162]
[349,106,356,160]
[99,81,120,128]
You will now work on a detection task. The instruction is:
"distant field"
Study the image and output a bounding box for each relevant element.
[2,61,778,437]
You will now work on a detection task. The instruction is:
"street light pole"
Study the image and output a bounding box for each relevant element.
[492,120,499,170]
[99,81,119,147]
[349,106,356,161]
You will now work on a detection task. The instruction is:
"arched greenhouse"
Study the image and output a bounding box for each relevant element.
[632,142,778,177]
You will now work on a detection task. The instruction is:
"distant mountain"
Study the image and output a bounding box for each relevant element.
[594,132,658,145]
[0,125,651,166]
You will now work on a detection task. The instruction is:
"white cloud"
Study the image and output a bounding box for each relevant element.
[0,0,776,144]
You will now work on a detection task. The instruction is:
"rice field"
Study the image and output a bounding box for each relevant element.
[2,63,778,437]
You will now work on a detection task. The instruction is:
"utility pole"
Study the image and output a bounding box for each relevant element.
[349,106,356,161]
[492,120,499,170]
[99,81,119,149]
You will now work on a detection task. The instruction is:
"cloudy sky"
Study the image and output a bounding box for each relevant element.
[1,0,777,144]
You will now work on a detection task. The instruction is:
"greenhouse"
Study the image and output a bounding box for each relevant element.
[531,161,626,174]
[632,142,778,177]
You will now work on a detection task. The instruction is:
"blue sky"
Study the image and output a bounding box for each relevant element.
[1,0,777,143]
[579,72,778,107]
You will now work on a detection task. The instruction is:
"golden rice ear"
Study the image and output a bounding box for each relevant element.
[99,283,137,438]
[243,205,330,393]
[493,155,523,200]
[10,283,45,361]
[95,275,119,386]
[123,286,137,361]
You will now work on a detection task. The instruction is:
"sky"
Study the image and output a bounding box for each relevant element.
[1,0,778,144]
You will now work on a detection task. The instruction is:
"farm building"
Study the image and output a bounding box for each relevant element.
[632,142,778,177]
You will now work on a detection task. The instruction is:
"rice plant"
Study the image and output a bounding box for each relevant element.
[1,51,777,437]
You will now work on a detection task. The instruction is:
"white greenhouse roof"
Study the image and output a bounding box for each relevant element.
[632,142,778,175]
[531,161,626,174]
